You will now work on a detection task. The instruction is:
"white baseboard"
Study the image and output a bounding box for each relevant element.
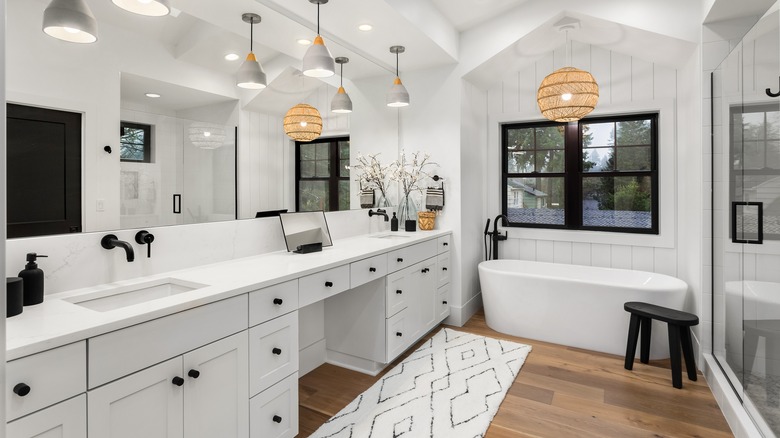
[299,338,326,377]
[702,354,763,437]
[443,292,482,327]
[326,350,384,376]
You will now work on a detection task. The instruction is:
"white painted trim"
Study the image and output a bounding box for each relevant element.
[298,338,326,377]
[444,292,483,327]
[702,354,763,437]
[326,350,383,377]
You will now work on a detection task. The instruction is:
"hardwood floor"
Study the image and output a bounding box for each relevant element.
[298,310,733,437]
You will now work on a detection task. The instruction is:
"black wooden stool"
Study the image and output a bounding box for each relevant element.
[624,301,699,389]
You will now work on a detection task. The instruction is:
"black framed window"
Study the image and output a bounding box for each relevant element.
[501,113,658,234]
[120,121,151,162]
[296,137,350,212]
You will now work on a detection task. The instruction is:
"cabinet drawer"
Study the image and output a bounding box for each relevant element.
[437,284,451,322]
[249,280,298,327]
[386,308,414,362]
[299,265,350,308]
[88,295,248,389]
[387,239,438,273]
[7,394,86,438]
[6,341,86,421]
[385,268,409,318]
[437,252,451,289]
[437,235,451,254]
[250,372,299,438]
[249,311,299,397]
[351,253,388,288]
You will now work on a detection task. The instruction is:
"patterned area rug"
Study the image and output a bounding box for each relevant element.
[310,328,532,437]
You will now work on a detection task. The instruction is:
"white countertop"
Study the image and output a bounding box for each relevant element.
[6,230,451,361]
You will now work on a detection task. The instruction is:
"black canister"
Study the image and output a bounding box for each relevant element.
[7,277,23,317]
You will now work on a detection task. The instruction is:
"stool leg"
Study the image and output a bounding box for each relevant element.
[625,314,641,370]
[668,325,683,389]
[640,316,652,364]
[680,327,697,381]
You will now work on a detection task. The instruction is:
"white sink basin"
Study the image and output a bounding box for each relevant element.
[371,233,412,239]
[64,278,208,312]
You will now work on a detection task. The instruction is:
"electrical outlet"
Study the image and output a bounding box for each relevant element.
[97,199,105,212]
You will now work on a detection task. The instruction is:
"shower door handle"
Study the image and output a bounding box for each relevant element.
[731,201,763,244]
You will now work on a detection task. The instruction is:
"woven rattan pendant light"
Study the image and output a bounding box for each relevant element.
[284,103,323,142]
[537,20,598,122]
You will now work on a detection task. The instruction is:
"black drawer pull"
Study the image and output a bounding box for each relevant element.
[273,298,283,305]
[273,415,283,423]
[272,347,282,355]
[369,267,377,272]
[396,289,403,294]
[172,376,185,386]
[443,242,448,246]
[442,301,448,305]
[188,369,200,379]
[442,267,448,271]
[13,383,30,397]
[397,258,404,262]
[325,281,333,288]
[396,332,403,337]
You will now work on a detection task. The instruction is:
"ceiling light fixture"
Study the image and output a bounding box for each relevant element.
[42,0,98,43]
[536,19,598,122]
[112,0,170,17]
[302,0,335,78]
[387,45,410,108]
[358,24,373,32]
[331,57,353,114]
[224,53,240,61]
[145,93,161,98]
[297,39,312,46]
[284,103,323,142]
[236,13,267,90]
[188,123,227,149]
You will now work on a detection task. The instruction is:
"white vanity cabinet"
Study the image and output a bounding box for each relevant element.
[6,394,86,438]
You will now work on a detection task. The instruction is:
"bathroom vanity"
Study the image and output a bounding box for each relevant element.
[4,230,452,438]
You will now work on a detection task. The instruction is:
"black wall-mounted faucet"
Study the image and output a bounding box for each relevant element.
[369,209,389,222]
[135,230,155,258]
[101,234,135,262]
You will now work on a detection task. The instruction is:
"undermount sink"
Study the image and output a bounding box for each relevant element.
[63,278,208,312]
[371,233,412,239]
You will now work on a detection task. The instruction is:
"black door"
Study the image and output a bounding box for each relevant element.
[7,103,82,238]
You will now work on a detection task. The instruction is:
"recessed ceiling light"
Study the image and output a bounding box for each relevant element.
[145,93,161,98]
[358,24,373,32]
[297,38,312,46]
[224,53,240,61]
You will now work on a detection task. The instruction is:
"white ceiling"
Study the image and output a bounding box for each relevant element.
[430,0,528,31]
[120,73,237,112]
[705,0,777,23]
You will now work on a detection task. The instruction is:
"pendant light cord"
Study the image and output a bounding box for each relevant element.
[340,63,344,87]
[396,53,399,77]
[250,19,254,52]
[317,4,320,35]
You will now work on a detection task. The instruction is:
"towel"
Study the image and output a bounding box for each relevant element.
[425,187,445,211]
[360,188,375,208]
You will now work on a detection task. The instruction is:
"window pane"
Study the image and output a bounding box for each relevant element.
[506,177,565,225]
[120,126,147,161]
[315,160,330,177]
[535,126,564,149]
[616,120,651,145]
[768,111,780,139]
[583,147,614,172]
[768,141,780,169]
[742,112,765,140]
[300,144,316,160]
[300,161,315,178]
[582,176,652,229]
[340,159,350,177]
[616,146,651,171]
[316,143,329,160]
[338,180,350,211]
[583,122,614,147]
[299,181,329,211]
[536,150,565,173]
[339,141,350,159]
[509,151,534,173]
[506,128,534,150]
[743,142,765,170]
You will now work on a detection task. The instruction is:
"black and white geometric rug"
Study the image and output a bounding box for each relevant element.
[310,328,532,437]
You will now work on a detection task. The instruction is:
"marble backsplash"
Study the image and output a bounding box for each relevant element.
[5,209,374,295]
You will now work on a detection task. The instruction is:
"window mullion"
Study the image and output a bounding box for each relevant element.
[566,122,581,229]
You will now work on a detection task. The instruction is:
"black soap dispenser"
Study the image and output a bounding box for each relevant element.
[391,212,399,231]
[19,253,48,306]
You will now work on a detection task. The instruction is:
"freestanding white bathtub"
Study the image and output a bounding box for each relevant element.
[478,259,688,359]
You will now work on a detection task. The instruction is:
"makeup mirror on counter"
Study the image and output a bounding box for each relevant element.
[279,211,333,252]
[6,0,399,238]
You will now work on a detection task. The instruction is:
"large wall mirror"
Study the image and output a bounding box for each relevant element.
[6,0,400,238]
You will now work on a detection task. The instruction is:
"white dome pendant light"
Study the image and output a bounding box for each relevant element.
[236,13,268,90]
[386,45,409,107]
[302,0,335,78]
[42,0,98,44]
[331,57,353,114]
[112,0,170,17]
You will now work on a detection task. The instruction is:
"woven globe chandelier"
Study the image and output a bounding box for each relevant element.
[284,103,322,142]
[537,66,599,122]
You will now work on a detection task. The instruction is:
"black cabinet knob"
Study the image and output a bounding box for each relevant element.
[442,267,448,271]
[442,301,448,305]
[273,298,283,305]
[396,289,403,294]
[272,347,282,355]
[172,376,185,386]
[422,268,429,273]
[188,369,200,379]
[443,242,449,246]
[13,383,30,397]
[324,281,333,288]
[273,415,282,423]
[396,332,403,337]
[369,267,377,272]
[397,258,404,262]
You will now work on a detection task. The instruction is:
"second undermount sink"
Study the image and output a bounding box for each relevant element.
[371,233,412,239]
[63,278,208,312]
